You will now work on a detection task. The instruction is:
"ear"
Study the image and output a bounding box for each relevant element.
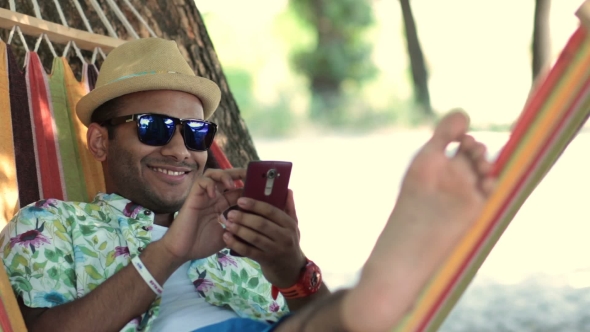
[87,123,109,162]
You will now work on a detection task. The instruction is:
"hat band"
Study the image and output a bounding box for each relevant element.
[109,70,186,84]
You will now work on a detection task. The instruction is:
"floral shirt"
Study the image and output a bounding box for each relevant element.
[0,193,288,331]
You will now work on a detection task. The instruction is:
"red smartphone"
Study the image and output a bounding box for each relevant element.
[228,160,292,256]
[241,160,292,210]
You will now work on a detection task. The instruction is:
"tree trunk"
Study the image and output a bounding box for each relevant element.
[532,0,551,81]
[399,0,432,118]
[0,0,259,168]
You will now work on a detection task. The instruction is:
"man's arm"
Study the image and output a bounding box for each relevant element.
[284,282,331,312]
[20,242,181,332]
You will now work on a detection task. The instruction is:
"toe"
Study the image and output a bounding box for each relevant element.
[427,109,470,151]
[476,159,492,176]
[456,135,476,157]
[480,178,497,197]
[470,142,487,160]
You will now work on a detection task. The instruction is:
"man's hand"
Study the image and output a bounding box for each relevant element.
[222,190,307,288]
[158,168,246,265]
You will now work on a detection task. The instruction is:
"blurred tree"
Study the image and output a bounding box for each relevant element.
[532,0,551,81]
[399,0,432,119]
[290,0,376,123]
[2,0,259,168]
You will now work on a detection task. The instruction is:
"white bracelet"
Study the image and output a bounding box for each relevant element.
[131,255,163,296]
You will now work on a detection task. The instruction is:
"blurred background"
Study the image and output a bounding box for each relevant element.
[196,1,590,331]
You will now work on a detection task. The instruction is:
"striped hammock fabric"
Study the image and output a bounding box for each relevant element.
[394,7,590,332]
[0,40,237,332]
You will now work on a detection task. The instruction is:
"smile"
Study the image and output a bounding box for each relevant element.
[148,167,190,176]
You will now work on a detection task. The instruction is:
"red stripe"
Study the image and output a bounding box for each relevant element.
[418,44,590,331]
[210,140,232,169]
[27,53,64,200]
[0,299,14,332]
[210,140,244,188]
[491,27,586,177]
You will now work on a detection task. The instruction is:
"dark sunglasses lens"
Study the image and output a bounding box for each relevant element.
[184,121,216,151]
[137,115,175,146]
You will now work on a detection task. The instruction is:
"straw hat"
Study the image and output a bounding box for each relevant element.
[76,38,221,127]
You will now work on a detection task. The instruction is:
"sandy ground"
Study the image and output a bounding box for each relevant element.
[254,129,590,331]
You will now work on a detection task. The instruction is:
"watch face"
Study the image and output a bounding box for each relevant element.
[310,271,320,287]
[305,265,322,291]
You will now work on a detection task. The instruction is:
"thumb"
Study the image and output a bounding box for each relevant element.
[284,189,298,224]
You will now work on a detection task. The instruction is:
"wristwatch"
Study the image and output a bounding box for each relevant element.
[272,259,322,300]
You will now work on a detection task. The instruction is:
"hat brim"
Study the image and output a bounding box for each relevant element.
[76,73,222,127]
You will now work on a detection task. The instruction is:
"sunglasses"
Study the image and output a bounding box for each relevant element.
[102,113,217,151]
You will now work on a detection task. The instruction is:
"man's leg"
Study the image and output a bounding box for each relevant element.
[276,110,495,332]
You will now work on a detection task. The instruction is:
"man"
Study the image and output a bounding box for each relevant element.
[1,38,329,332]
[167,109,496,331]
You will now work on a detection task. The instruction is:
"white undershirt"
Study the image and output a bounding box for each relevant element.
[149,225,238,332]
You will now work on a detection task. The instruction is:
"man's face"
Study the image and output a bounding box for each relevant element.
[105,90,208,213]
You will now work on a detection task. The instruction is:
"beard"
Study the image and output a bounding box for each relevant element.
[106,144,198,213]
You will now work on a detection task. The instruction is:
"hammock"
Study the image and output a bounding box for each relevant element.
[0,1,235,330]
[0,1,589,332]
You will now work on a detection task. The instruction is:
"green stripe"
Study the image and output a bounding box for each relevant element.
[49,58,87,202]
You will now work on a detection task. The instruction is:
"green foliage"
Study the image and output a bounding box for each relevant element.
[242,92,299,138]
[289,0,377,122]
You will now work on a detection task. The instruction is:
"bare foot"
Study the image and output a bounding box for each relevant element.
[342,110,495,332]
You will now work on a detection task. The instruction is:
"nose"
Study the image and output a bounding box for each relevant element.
[160,125,190,161]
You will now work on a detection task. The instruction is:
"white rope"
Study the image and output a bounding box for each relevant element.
[44,34,58,57]
[104,0,139,39]
[8,0,15,12]
[98,47,107,60]
[7,26,15,45]
[62,41,71,57]
[91,47,107,64]
[52,0,69,27]
[88,0,118,38]
[91,48,98,64]
[71,0,94,33]
[29,0,42,19]
[33,34,57,57]
[122,0,156,37]
[8,26,29,52]
[72,41,86,63]
[63,41,86,64]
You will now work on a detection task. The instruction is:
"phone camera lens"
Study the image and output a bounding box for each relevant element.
[267,169,277,179]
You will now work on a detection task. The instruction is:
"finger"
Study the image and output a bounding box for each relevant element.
[223,232,263,260]
[284,190,298,224]
[236,197,292,228]
[200,169,246,197]
[223,188,244,206]
[427,109,470,151]
[227,209,283,241]
[204,168,247,185]
[210,171,237,191]
[223,217,275,252]
[192,175,217,198]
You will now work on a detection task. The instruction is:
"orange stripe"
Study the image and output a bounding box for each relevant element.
[0,42,18,227]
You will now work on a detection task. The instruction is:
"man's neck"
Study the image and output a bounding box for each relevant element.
[153,213,174,227]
